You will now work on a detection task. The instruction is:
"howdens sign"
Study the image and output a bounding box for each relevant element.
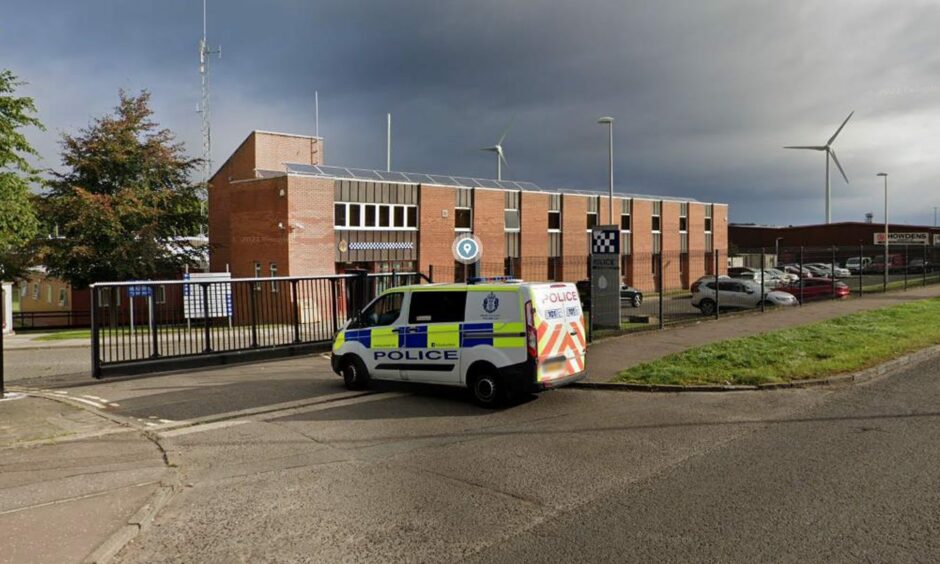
[874,232,929,246]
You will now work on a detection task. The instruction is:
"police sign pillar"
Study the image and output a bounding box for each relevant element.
[591,226,621,332]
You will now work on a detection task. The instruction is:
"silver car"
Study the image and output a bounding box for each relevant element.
[691,279,799,315]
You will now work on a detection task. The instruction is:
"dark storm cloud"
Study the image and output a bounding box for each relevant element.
[4,0,940,225]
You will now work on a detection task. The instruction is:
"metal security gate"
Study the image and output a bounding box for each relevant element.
[90,270,428,378]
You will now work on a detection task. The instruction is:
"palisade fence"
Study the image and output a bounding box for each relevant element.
[430,244,940,339]
[90,270,426,378]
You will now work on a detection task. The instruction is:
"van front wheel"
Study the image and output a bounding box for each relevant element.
[341,356,370,391]
[469,371,506,408]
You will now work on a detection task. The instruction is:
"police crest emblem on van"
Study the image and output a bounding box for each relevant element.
[483,292,499,313]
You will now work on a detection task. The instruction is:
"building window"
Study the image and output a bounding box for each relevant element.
[393,206,405,227]
[455,207,471,231]
[98,288,120,307]
[504,209,520,231]
[47,284,53,303]
[504,257,518,277]
[679,202,688,232]
[652,209,661,232]
[407,207,418,228]
[270,263,279,293]
[155,286,166,304]
[32,283,39,300]
[587,212,598,230]
[705,204,713,233]
[348,204,362,228]
[621,213,631,231]
[548,211,561,231]
[379,205,390,227]
[58,288,68,307]
[334,203,346,227]
[254,262,262,291]
[364,204,377,227]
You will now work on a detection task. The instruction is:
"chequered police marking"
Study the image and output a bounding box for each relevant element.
[591,230,619,254]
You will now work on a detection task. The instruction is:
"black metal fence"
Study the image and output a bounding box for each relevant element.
[427,244,940,339]
[13,310,91,330]
[90,270,426,378]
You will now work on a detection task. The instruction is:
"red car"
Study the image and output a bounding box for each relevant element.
[777,278,850,303]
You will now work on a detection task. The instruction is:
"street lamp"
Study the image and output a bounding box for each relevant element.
[597,117,614,223]
[877,173,889,289]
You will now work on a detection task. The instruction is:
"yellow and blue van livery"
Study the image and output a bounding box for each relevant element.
[330,281,587,407]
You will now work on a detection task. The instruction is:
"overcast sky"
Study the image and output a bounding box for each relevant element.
[4,0,940,225]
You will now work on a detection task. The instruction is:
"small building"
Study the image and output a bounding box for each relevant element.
[208,131,729,290]
[730,222,940,250]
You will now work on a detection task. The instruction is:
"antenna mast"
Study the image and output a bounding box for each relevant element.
[198,0,221,194]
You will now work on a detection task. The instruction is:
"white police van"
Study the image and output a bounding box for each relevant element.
[330,280,587,407]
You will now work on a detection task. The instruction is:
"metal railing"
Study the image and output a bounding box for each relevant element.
[13,310,91,330]
[90,270,427,378]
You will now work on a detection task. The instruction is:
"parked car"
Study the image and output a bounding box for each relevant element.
[690,275,731,295]
[865,254,906,274]
[845,256,872,274]
[691,279,798,315]
[778,264,814,279]
[620,285,644,307]
[776,278,851,303]
[805,262,851,278]
[906,259,932,273]
[768,268,799,284]
[732,269,783,288]
[576,280,644,309]
[728,267,758,277]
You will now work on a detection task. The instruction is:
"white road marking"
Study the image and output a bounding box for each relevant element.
[66,396,108,409]
[158,419,250,438]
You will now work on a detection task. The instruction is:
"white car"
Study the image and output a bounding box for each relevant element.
[691,279,799,315]
[806,263,851,278]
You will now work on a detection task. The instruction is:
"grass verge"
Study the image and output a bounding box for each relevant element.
[32,329,92,341]
[616,297,940,386]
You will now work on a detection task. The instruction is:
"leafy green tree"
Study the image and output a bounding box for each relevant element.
[0,70,42,279]
[39,91,205,288]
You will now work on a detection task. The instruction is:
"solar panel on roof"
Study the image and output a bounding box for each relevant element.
[348,168,381,180]
[376,171,410,182]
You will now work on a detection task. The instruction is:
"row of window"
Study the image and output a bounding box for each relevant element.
[334,203,418,230]
[22,283,69,307]
[356,291,466,328]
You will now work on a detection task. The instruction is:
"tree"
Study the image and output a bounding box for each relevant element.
[38,91,205,288]
[0,70,43,279]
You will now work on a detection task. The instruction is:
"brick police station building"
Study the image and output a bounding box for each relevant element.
[209,131,728,290]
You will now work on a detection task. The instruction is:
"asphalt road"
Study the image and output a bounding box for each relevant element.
[18,349,929,563]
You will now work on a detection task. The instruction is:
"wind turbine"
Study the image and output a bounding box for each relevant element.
[784,111,854,224]
[481,118,513,180]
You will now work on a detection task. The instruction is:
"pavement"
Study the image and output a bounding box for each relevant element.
[587,283,940,382]
[2,332,90,350]
[0,393,171,564]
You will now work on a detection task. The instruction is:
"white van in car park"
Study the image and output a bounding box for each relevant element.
[331,280,587,407]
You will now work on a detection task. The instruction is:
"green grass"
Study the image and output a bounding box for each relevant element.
[32,329,92,341]
[616,297,940,386]
[860,275,940,293]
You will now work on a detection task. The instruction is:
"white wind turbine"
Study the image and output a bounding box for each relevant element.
[784,111,854,224]
[481,119,514,180]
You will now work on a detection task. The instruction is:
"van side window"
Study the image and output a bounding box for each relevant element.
[409,291,467,324]
[358,292,403,328]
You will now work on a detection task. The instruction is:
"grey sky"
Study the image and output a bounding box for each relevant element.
[4,0,940,225]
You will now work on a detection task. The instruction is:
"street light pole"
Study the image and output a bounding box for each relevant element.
[878,173,889,290]
[775,237,783,263]
[598,117,614,223]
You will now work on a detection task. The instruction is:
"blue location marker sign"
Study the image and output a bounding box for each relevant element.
[453,235,483,264]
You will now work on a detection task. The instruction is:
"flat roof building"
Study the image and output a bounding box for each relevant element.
[730,222,940,249]
[209,131,729,290]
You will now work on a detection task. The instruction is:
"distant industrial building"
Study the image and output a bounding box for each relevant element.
[209,131,729,288]
[731,222,940,249]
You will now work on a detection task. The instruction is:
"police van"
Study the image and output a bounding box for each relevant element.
[330,280,587,407]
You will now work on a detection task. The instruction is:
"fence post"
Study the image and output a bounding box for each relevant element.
[924,244,928,287]
[904,245,909,290]
[760,247,766,312]
[91,286,101,378]
[799,246,805,305]
[714,249,720,320]
[202,283,212,353]
[831,246,836,300]
[658,253,664,330]
[149,284,159,358]
[249,282,259,347]
[291,279,301,343]
[329,279,339,333]
[428,264,434,283]
[858,243,864,297]
[1,285,5,397]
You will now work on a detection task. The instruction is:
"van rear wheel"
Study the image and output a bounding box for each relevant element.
[469,371,507,408]
[341,356,370,391]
